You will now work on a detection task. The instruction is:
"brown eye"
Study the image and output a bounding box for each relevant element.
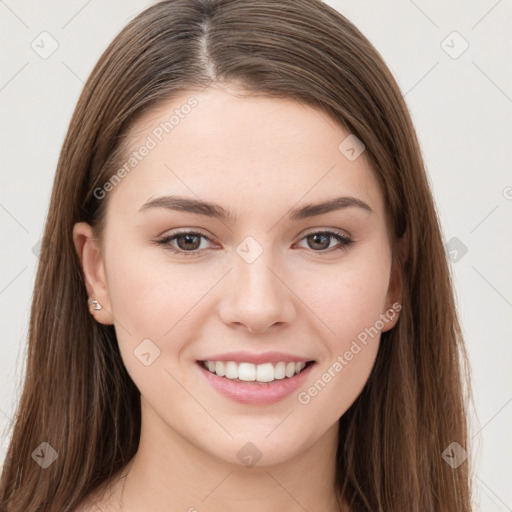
[156,230,213,257]
[306,233,331,250]
[297,230,353,253]
[156,229,353,258]
[174,233,202,251]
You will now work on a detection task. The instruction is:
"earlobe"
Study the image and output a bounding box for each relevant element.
[72,222,114,325]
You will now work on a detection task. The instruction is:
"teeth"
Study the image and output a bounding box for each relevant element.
[225,361,238,379]
[203,360,308,382]
[216,361,226,377]
[256,363,274,382]
[238,362,256,381]
[274,361,286,380]
[285,362,296,378]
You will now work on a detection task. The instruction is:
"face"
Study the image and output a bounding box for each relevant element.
[74,84,402,467]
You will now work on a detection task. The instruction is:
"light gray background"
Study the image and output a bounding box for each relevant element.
[1,1,511,510]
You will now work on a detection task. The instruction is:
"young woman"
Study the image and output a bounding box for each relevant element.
[0,0,473,510]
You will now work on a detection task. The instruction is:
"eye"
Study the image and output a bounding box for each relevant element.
[156,230,214,257]
[295,230,353,254]
[155,229,353,257]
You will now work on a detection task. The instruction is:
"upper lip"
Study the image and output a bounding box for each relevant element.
[197,351,314,365]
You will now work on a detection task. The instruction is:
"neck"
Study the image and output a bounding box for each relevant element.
[114,399,346,512]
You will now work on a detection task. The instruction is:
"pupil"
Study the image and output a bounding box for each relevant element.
[309,233,329,250]
[180,234,200,250]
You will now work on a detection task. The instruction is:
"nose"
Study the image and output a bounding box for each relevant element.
[219,247,296,334]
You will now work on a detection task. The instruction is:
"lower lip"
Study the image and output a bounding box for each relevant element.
[197,362,314,405]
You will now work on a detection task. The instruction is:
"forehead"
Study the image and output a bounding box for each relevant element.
[106,85,386,222]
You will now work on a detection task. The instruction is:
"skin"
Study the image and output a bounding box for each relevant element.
[73,83,404,511]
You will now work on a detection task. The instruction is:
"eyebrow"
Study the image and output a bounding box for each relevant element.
[138,195,374,221]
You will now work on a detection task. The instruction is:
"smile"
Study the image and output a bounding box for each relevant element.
[201,360,311,383]
[196,353,316,405]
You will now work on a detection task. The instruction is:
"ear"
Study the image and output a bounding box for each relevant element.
[72,222,114,325]
[381,230,408,332]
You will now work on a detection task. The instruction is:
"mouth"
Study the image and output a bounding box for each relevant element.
[199,360,315,384]
[196,355,316,405]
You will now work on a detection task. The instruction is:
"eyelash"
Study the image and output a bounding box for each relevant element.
[155,229,353,258]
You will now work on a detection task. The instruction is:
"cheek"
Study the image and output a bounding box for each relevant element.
[104,239,192,332]
[303,252,391,347]
[295,284,385,424]
[103,244,194,402]
[103,240,228,379]
[296,251,390,414]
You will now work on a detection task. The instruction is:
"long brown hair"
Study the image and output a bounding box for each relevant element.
[0,0,473,510]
